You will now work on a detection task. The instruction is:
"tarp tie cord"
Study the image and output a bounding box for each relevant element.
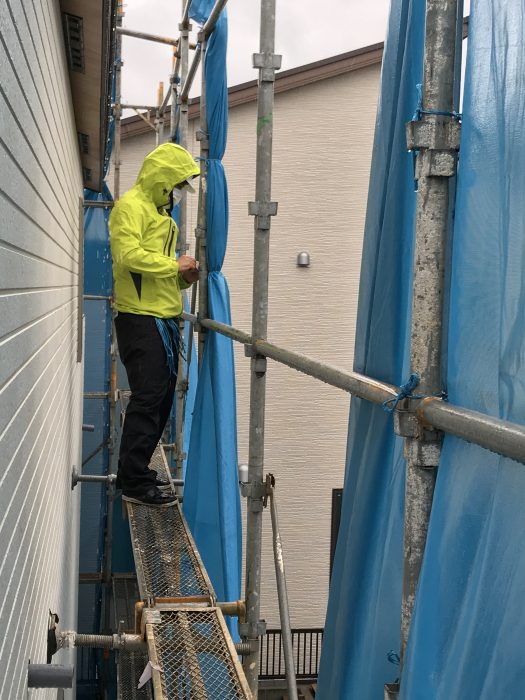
[387,650,400,666]
[383,373,448,413]
[383,373,422,413]
[411,83,462,122]
[410,83,462,191]
[387,651,400,684]
[155,317,186,375]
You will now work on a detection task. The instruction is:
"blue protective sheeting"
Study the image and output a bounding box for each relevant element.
[401,3,525,698]
[316,1,425,697]
[184,3,241,628]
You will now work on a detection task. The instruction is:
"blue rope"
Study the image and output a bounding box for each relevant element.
[410,83,461,192]
[387,650,400,666]
[383,374,448,414]
[412,83,462,122]
[155,318,185,375]
[383,373,422,413]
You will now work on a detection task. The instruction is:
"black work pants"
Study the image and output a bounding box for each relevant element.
[115,313,177,496]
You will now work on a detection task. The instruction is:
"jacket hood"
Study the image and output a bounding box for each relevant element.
[135,143,200,208]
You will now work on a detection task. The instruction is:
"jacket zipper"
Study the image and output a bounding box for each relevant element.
[166,220,175,256]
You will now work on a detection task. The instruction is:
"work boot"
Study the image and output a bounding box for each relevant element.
[116,473,171,490]
[122,487,177,507]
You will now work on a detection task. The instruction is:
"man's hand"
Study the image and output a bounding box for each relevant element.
[178,255,199,284]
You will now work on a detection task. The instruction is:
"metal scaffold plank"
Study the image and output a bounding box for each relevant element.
[122,445,252,698]
[126,448,214,600]
[146,607,252,699]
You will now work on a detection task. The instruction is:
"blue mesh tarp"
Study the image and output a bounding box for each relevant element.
[319,0,525,698]
[317,1,424,696]
[184,2,242,632]
[401,2,525,698]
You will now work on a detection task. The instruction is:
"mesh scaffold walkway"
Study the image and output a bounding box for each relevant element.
[123,445,252,700]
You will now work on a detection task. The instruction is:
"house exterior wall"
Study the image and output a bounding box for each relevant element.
[0,0,84,696]
[115,62,380,628]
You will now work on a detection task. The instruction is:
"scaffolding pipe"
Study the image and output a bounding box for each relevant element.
[243,1,280,694]
[196,37,209,365]
[174,1,192,493]
[103,2,123,634]
[183,314,397,404]
[181,314,525,466]
[113,6,123,200]
[201,0,229,38]
[83,201,114,209]
[120,103,159,111]
[399,0,462,671]
[155,82,165,146]
[180,43,202,102]
[182,0,191,24]
[116,26,179,47]
[268,476,298,700]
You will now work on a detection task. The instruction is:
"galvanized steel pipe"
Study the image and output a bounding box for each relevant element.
[399,0,463,672]
[183,314,525,466]
[243,1,280,695]
[268,478,298,700]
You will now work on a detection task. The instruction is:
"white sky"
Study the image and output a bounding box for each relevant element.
[120,1,392,108]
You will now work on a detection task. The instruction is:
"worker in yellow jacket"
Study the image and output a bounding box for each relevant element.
[109,143,200,506]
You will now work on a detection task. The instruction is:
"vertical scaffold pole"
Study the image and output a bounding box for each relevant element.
[155,81,165,146]
[243,0,281,695]
[104,0,124,587]
[398,0,462,669]
[174,3,192,492]
[196,35,209,365]
[113,4,123,201]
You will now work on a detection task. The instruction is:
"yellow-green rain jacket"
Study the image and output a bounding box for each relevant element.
[109,143,200,318]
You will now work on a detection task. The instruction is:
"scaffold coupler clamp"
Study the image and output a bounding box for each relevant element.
[252,51,282,82]
[241,478,267,513]
[239,620,267,640]
[394,394,443,469]
[406,112,461,180]
[263,473,275,508]
[248,200,278,231]
[244,342,267,377]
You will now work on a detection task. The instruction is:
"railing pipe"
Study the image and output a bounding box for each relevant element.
[181,314,525,467]
[182,314,397,405]
[268,476,298,700]
[116,26,179,47]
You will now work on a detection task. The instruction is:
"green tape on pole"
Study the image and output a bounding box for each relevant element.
[256,113,273,134]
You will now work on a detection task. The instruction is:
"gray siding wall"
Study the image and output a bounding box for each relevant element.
[0,0,83,697]
[115,63,380,629]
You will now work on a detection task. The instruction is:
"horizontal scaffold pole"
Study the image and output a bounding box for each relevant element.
[181,314,525,466]
[117,26,179,47]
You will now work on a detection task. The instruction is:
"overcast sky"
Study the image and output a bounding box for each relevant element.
[120,1,392,108]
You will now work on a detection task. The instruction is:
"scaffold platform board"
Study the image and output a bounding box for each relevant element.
[121,445,252,699]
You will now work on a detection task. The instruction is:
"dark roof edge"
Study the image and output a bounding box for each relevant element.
[226,41,385,98]
[121,41,384,136]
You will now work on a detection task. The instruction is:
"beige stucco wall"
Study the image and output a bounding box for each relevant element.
[114,61,380,628]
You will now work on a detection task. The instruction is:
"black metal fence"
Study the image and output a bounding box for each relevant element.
[259,628,324,680]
